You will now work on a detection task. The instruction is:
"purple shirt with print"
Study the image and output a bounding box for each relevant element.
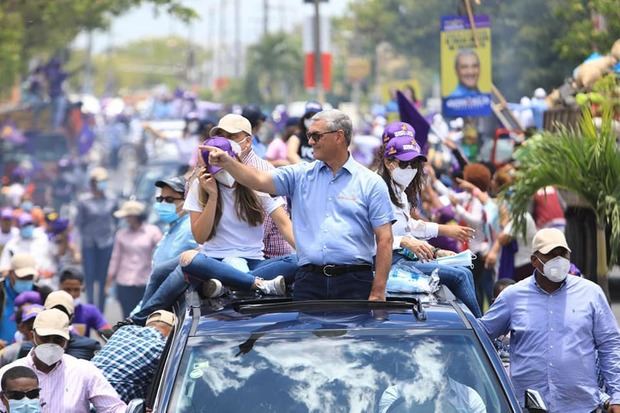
[73,303,110,337]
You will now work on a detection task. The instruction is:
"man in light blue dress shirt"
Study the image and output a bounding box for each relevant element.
[479,228,620,413]
[201,109,395,301]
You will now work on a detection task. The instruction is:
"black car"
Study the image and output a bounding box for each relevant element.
[127,287,549,413]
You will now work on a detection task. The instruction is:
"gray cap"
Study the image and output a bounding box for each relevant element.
[155,176,186,194]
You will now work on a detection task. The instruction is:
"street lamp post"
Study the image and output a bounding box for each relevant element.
[313,0,324,104]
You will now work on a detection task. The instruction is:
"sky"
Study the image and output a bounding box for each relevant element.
[74,0,352,53]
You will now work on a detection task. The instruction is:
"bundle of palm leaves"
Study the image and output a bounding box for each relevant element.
[507,102,620,267]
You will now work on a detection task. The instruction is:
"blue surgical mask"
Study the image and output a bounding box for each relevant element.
[8,397,41,412]
[435,249,476,268]
[13,279,34,294]
[21,201,34,212]
[20,225,34,239]
[153,202,179,224]
[96,180,108,192]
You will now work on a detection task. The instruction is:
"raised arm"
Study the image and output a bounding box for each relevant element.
[200,145,276,194]
[188,174,218,244]
[370,223,393,301]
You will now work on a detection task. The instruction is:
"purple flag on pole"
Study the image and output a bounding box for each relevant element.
[397,90,430,153]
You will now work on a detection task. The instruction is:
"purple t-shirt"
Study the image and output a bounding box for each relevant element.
[72,303,110,337]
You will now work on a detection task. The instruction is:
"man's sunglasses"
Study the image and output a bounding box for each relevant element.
[306,130,339,142]
[155,196,184,204]
[3,388,40,400]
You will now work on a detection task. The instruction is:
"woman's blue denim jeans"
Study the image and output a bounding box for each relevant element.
[131,254,298,325]
[182,253,299,290]
[393,253,482,317]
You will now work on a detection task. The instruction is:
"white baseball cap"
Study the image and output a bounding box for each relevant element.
[210,114,252,137]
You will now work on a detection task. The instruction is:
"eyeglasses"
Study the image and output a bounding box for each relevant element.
[306,130,339,142]
[155,196,184,204]
[3,389,40,400]
[397,160,421,169]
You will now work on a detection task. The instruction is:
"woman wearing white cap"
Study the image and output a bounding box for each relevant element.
[378,122,482,317]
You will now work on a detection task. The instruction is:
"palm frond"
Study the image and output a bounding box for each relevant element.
[507,103,620,265]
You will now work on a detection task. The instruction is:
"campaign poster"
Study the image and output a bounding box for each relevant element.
[440,15,492,118]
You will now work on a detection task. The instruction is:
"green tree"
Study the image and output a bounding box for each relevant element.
[232,31,304,106]
[0,0,196,96]
[336,0,617,100]
[508,84,620,298]
[554,0,620,61]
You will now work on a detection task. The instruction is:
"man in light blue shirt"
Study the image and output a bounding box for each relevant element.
[479,228,620,413]
[126,176,198,326]
[151,176,198,264]
[202,109,395,301]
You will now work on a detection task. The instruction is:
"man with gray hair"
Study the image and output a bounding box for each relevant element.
[449,49,481,98]
[201,109,395,301]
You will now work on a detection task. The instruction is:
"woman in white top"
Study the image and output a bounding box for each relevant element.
[179,136,297,296]
[379,122,481,317]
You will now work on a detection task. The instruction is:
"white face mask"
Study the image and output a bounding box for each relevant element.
[215,170,236,187]
[538,255,570,283]
[391,167,418,188]
[229,140,242,155]
[34,342,64,366]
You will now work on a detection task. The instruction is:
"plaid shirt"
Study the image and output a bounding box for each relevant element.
[241,150,293,258]
[91,325,166,403]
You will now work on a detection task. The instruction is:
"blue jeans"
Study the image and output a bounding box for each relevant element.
[82,244,113,312]
[292,267,374,300]
[393,254,482,317]
[132,255,298,325]
[132,263,187,326]
[182,254,299,290]
[141,257,180,306]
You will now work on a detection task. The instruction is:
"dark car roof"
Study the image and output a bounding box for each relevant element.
[190,295,472,337]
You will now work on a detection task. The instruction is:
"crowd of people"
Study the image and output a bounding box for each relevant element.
[0,92,618,412]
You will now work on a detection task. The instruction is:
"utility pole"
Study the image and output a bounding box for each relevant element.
[313,0,324,103]
[263,0,269,35]
[234,0,241,78]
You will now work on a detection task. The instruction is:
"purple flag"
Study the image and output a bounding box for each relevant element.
[397,90,430,153]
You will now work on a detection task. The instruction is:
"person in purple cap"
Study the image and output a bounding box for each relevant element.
[110,137,298,332]
[0,210,17,258]
[179,135,297,295]
[48,218,80,271]
[202,109,395,301]
[0,304,44,368]
[378,122,481,317]
[0,215,53,277]
[211,113,293,259]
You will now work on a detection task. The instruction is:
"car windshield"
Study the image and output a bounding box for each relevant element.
[167,329,511,413]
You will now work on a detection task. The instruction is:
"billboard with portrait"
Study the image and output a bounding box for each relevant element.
[440,15,492,118]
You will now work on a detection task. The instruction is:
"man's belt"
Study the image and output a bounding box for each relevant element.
[301,264,372,277]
